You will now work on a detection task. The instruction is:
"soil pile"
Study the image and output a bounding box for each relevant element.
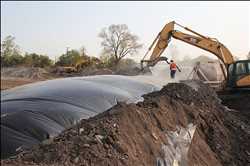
[1,67,50,80]
[1,67,56,90]
[1,75,157,159]
[2,81,249,166]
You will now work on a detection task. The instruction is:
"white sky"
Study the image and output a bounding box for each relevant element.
[1,1,250,61]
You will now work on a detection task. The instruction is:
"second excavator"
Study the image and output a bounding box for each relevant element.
[141,21,250,89]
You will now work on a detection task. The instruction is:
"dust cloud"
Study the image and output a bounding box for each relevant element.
[131,62,193,89]
[130,58,224,89]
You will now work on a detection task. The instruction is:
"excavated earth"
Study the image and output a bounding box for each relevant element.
[2,82,250,166]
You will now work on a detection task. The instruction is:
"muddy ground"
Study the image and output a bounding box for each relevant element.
[2,81,249,166]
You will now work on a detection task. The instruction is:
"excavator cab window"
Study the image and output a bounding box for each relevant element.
[248,62,250,73]
[228,64,234,76]
[235,62,247,75]
[227,61,250,88]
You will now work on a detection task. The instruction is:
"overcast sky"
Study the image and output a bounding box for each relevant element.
[1,1,250,61]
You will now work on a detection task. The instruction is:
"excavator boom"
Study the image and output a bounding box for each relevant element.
[141,21,250,88]
[141,21,234,67]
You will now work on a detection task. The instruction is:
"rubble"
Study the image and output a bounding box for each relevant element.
[1,81,249,166]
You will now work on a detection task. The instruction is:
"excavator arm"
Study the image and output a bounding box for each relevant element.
[141,21,235,79]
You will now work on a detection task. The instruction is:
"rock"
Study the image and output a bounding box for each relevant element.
[83,144,90,148]
[151,132,158,140]
[113,123,117,127]
[15,146,22,152]
[74,157,79,163]
[79,128,84,134]
[240,125,245,130]
[95,135,104,144]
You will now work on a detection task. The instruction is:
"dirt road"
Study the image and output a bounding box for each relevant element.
[1,78,38,90]
[1,67,51,90]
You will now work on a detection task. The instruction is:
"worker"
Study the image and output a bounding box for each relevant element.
[169,60,181,79]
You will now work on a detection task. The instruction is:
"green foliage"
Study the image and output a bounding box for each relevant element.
[116,58,137,71]
[56,49,80,66]
[1,53,24,67]
[23,53,53,67]
[1,35,53,68]
[39,55,53,67]
[99,54,116,68]
[55,48,102,71]
[1,35,22,67]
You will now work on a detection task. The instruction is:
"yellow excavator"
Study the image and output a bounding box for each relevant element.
[141,21,250,89]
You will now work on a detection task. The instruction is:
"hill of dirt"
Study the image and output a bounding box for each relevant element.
[1,67,51,80]
[2,81,249,166]
[0,66,144,90]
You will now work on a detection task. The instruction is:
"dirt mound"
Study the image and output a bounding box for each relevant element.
[80,67,114,76]
[2,82,249,166]
[1,67,49,80]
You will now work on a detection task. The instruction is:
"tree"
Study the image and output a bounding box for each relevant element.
[1,35,53,67]
[23,53,52,67]
[247,51,250,60]
[56,49,80,66]
[99,24,142,66]
[100,53,116,68]
[39,55,53,67]
[9,53,24,66]
[1,35,22,66]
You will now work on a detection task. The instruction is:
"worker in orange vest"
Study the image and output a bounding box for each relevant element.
[169,60,181,79]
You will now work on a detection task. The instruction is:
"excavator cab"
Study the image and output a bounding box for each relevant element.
[227,60,250,88]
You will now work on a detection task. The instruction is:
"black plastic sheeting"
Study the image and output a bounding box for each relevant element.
[1,75,158,159]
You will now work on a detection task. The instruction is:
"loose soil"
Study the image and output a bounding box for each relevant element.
[1,78,37,90]
[2,81,249,166]
[1,67,56,90]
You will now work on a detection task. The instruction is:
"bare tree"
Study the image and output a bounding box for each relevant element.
[99,24,142,65]
[247,51,250,60]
